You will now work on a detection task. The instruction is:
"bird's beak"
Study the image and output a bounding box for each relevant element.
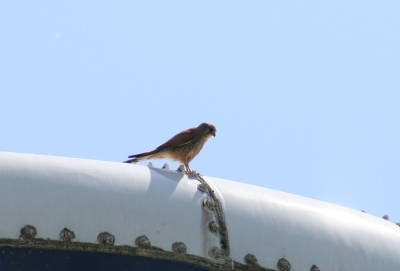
[212,133,216,137]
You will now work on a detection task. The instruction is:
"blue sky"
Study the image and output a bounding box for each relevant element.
[1,2,399,222]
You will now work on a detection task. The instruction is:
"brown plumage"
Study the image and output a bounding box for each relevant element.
[124,122,216,173]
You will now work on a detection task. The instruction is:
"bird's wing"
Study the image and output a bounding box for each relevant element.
[155,128,198,151]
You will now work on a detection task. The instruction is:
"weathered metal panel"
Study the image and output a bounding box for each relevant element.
[209,177,400,270]
[0,151,399,270]
[0,152,210,256]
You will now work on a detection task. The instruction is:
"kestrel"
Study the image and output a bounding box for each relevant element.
[124,122,216,173]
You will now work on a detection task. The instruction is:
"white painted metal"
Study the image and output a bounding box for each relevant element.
[0,151,399,270]
[208,176,400,270]
[0,152,213,257]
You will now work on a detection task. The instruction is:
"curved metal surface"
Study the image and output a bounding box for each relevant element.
[0,151,399,271]
[208,176,400,270]
[0,152,210,256]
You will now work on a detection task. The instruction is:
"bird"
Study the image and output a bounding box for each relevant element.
[124,122,216,173]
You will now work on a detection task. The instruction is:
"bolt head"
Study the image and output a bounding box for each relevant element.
[208,221,220,233]
[203,198,215,210]
[60,228,75,242]
[135,235,151,248]
[172,242,187,254]
[20,225,37,239]
[197,183,208,192]
[277,258,291,271]
[97,232,115,245]
[244,254,258,265]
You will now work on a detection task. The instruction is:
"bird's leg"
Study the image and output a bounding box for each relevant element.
[184,162,192,174]
[185,163,198,179]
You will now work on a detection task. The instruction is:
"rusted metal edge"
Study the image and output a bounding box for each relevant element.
[0,238,274,271]
[195,174,230,258]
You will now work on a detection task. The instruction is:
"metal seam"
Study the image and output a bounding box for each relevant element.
[196,174,230,259]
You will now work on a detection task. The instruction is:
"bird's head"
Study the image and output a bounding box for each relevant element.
[197,122,216,137]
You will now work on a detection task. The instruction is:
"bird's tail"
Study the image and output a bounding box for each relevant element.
[123,150,158,163]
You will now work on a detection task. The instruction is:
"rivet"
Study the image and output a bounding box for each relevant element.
[310,264,320,271]
[59,228,75,242]
[187,170,198,179]
[244,254,258,265]
[97,232,115,245]
[135,235,151,248]
[203,198,215,211]
[147,162,154,168]
[172,242,187,254]
[197,182,208,192]
[162,163,170,170]
[277,258,291,271]
[208,247,222,259]
[20,225,37,240]
[208,221,219,233]
[177,165,185,172]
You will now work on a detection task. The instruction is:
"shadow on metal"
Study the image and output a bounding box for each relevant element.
[0,247,211,271]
